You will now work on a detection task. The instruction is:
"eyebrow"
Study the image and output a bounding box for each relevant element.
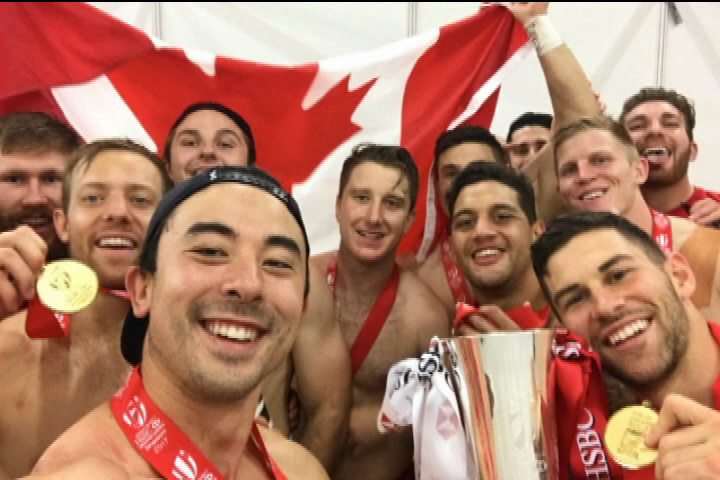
[551,254,632,305]
[177,128,242,139]
[266,234,302,258]
[186,222,237,239]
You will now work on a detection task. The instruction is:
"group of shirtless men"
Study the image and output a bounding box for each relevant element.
[2,3,720,479]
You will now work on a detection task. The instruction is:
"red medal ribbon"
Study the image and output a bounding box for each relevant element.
[453,302,549,330]
[112,367,287,480]
[650,209,673,253]
[327,258,401,374]
[440,237,471,304]
[26,287,129,339]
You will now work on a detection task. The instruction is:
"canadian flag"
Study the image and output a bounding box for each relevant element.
[0,2,529,256]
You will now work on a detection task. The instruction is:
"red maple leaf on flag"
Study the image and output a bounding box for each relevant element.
[107,49,376,188]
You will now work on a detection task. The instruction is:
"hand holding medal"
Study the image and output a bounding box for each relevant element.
[26,260,99,338]
[37,260,99,313]
[604,403,658,469]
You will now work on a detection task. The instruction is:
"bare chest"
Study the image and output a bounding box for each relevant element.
[336,293,417,392]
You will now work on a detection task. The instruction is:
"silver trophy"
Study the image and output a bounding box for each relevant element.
[442,330,558,480]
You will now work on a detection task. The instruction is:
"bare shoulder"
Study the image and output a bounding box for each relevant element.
[416,243,442,279]
[33,404,138,478]
[669,215,700,248]
[309,251,336,276]
[398,269,448,317]
[257,425,329,480]
[24,456,130,479]
[397,268,451,344]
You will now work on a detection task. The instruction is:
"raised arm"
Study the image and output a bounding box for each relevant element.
[292,263,351,472]
[512,2,601,222]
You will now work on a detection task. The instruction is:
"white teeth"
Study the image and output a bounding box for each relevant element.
[608,319,649,346]
[98,237,134,248]
[581,190,605,201]
[207,322,258,342]
[359,231,383,239]
[474,248,501,258]
[643,147,670,156]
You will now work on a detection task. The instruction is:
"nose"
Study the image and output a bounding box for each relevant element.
[222,252,263,302]
[22,178,48,206]
[590,286,623,321]
[575,160,595,184]
[198,141,218,162]
[366,200,382,224]
[103,190,131,223]
[472,215,498,241]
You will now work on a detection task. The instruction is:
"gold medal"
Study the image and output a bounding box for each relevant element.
[605,404,658,469]
[37,260,98,313]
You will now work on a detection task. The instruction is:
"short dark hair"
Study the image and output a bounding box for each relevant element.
[63,138,173,210]
[338,143,420,212]
[447,161,537,224]
[434,125,505,168]
[506,112,553,143]
[531,211,666,317]
[163,102,257,170]
[620,87,695,141]
[0,111,83,156]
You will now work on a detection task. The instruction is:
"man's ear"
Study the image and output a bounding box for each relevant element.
[666,252,696,300]
[126,266,153,319]
[403,209,417,235]
[632,154,649,186]
[689,141,698,163]
[52,208,70,243]
[531,220,546,241]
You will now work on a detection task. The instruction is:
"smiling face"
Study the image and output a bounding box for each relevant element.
[556,129,648,216]
[54,150,164,289]
[437,143,498,215]
[128,184,306,403]
[168,110,250,184]
[450,180,534,294]
[623,100,697,188]
[0,150,65,245]
[336,161,414,264]
[544,228,691,390]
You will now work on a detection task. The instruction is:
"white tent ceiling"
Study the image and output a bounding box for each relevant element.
[91,2,720,191]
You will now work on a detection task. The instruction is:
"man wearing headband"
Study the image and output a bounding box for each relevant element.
[164,102,350,473]
[532,211,720,479]
[31,166,328,479]
[313,144,449,480]
[0,139,171,477]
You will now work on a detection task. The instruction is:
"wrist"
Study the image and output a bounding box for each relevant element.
[524,15,563,55]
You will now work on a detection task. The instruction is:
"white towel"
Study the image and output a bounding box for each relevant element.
[378,338,470,480]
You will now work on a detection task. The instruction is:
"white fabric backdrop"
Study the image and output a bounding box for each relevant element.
[90,2,720,192]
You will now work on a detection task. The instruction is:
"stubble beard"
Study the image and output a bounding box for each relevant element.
[601,282,689,395]
[644,146,691,189]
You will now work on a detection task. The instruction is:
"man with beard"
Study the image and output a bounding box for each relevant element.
[0,112,83,319]
[312,144,448,480]
[532,211,720,479]
[0,112,83,256]
[164,102,351,473]
[0,139,171,477]
[505,112,552,171]
[447,161,549,335]
[30,166,328,479]
[553,115,720,322]
[620,87,720,228]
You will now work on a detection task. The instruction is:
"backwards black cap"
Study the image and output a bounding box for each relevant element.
[163,102,257,166]
[120,166,310,366]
